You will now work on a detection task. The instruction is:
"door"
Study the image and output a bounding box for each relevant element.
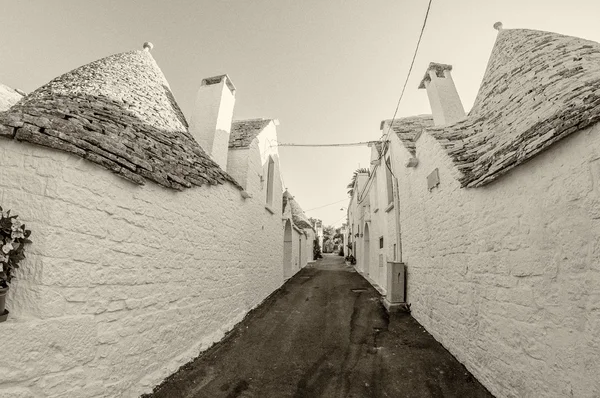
[284,220,293,278]
[363,223,370,276]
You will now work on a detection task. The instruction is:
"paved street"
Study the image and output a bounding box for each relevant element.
[145,254,493,398]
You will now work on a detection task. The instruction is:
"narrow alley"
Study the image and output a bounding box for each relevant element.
[145,254,492,398]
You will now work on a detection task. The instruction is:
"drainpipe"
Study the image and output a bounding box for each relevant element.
[388,141,402,263]
[394,176,403,263]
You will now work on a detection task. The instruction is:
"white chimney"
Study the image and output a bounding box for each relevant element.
[189,74,236,170]
[418,63,465,126]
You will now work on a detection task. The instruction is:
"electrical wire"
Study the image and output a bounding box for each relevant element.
[356,0,434,204]
[277,141,377,148]
[328,214,348,226]
[305,198,349,212]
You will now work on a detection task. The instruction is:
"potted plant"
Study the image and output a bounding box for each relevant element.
[0,206,32,322]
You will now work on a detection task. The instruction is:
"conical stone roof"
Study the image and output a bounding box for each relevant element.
[283,190,313,230]
[426,28,600,187]
[0,49,239,190]
[229,119,272,149]
[0,83,24,112]
[382,115,433,156]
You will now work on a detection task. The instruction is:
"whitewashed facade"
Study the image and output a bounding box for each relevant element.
[0,46,287,397]
[282,190,315,278]
[348,27,600,397]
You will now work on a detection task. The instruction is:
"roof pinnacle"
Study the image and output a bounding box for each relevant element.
[493,22,503,31]
[143,42,154,52]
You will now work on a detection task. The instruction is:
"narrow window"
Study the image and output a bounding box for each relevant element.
[266,156,275,206]
[386,158,394,204]
[379,236,384,249]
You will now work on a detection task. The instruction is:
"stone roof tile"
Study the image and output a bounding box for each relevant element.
[283,190,313,230]
[382,115,434,155]
[0,49,240,190]
[229,119,271,148]
[428,28,600,187]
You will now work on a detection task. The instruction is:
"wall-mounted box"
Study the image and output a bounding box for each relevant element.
[427,168,440,191]
[384,262,406,312]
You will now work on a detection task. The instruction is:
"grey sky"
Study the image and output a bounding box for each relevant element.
[2,0,599,226]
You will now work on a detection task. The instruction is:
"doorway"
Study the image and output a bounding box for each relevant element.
[363,223,370,276]
[284,220,293,278]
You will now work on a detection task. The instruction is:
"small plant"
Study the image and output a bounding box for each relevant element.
[0,206,32,288]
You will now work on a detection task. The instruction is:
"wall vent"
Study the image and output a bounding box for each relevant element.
[427,168,440,191]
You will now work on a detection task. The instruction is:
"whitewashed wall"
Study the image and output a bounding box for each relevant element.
[391,123,600,398]
[0,139,284,398]
[287,227,301,275]
[351,147,399,293]
[305,229,315,263]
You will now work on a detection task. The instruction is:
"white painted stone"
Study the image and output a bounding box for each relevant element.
[189,75,236,170]
[0,137,285,397]
[406,123,599,397]
[349,118,600,397]
[420,66,465,126]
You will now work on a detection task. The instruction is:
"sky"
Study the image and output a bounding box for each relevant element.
[2,0,600,227]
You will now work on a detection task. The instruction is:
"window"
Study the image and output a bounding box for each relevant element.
[266,156,275,206]
[379,236,384,249]
[386,157,394,204]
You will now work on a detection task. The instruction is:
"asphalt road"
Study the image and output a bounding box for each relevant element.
[144,254,493,398]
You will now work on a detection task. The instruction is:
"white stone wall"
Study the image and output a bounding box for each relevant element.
[374,152,396,292]
[305,229,315,263]
[291,228,301,274]
[189,77,235,170]
[422,70,465,126]
[351,147,397,293]
[0,139,284,398]
[226,120,282,205]
[394,124,600,398]
[226,148,249,190]
[299,232,306,268]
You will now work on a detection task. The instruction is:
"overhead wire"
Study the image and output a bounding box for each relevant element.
[305,198,349,212]
[356,0,434,204]
[270,0,434,207]
[276,141,377,148]
[328,213,348,227]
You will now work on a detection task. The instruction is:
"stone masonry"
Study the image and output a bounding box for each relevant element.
[0,50,239,190]
[426,28,600,187]
[0,47,285,397]
[350,26,600,398]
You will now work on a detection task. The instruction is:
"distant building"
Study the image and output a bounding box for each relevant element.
[282,190,315,277]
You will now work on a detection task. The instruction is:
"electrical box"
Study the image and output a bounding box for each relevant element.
[386,261,406,306]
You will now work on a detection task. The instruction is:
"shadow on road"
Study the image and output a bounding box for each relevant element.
[144,255,493,398]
